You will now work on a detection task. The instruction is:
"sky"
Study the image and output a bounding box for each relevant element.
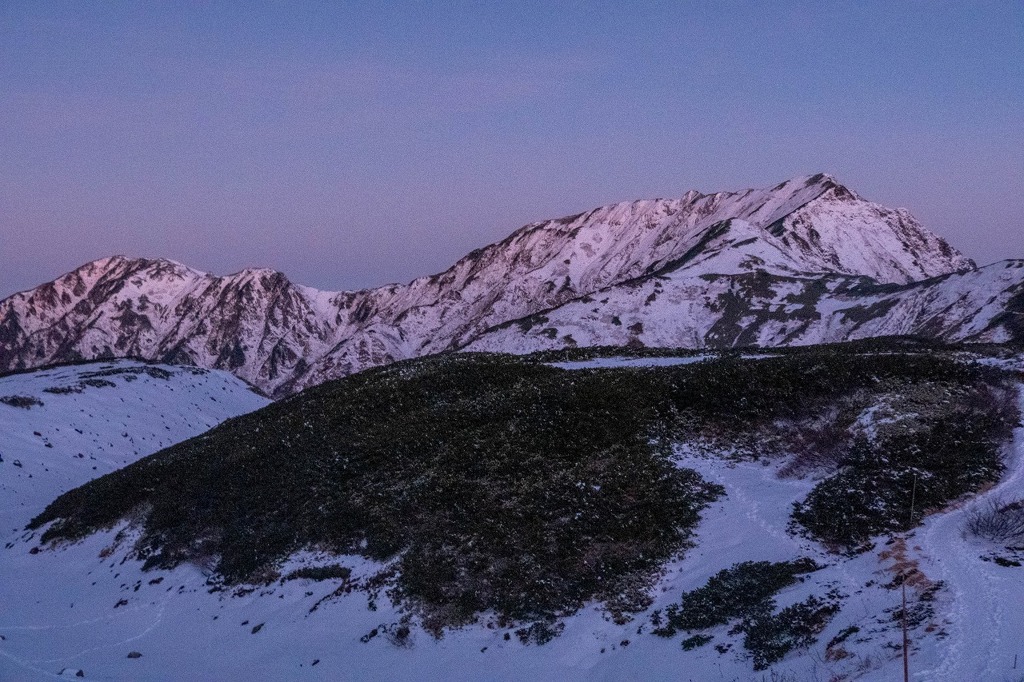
[1,1,1021,298]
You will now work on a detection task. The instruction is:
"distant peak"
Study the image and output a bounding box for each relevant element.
[759,175,857,209]
[231,266,282,279]
[769,172,829,188]
[225,267,292,289]
[799,173,858,200]
[802,172,837,186]
[63,255,140,278]
[80,255,167,269]
[68,256,205,282]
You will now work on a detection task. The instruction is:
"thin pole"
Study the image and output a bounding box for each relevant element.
[902,583,910,682]
[909,474,918,525]
[903,472,917,682]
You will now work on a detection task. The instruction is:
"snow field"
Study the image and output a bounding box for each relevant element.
[3,361,1023,680]
[0,361,269,537]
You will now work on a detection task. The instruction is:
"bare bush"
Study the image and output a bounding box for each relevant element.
[964,495,1024,543]
[775,409,850,477]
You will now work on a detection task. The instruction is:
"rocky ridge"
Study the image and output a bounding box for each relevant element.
[2,173,1011,396]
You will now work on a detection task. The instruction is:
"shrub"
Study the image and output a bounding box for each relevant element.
[965,495,1024,543]
[681,633,713,650]
[283,564,352,582]
[43,385,84,394]
[826,625,859,649]
[653,559,820,637]
[28,345,1017,636]
[741,596,839,670]
[653,559,836,668]
[0,395,43,409]
[32,354,724,631]
[515,621,565,645]
[792,381,1019,547]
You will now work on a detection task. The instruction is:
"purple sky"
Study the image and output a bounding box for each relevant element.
[1,2,1022,298]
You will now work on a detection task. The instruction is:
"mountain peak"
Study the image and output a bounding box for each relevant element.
[69,255,200,278]
[764,173,859,204]
[231,266,283,279]
[805,172,859,201]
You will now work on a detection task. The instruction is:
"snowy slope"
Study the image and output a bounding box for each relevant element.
[0,361,269,539]
[0,175,975,396]
[5,363,1021,681]
[466,260,1024,353]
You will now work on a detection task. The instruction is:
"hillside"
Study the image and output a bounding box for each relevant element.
[9,342,1024,680]
[0,360,269,537]
[0,174,981,397]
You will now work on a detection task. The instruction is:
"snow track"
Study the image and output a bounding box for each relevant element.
[915,384,1024,681]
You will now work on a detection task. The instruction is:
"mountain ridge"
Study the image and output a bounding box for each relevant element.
[0,174,998,395]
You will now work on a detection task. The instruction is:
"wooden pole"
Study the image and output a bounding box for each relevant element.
[902,583,910,682]
[903,473,917,682]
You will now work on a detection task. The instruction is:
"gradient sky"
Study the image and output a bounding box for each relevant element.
[1,1,1021,298]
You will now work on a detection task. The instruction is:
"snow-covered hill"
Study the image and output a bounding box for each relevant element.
[0,361,269,538]
[0,174,979,396]
[4,351,1024,681]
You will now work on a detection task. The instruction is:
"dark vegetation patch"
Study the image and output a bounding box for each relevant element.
[741,595,840,670]
[0,357,186,382]
[0,394,43,409]
[80,365,175,381]
[652,559,838,669]
[43,384,85,394]
[515,620,565,645]
[792,379,1018,547]
[33,353,729,632]
[28,342,1018,636]
[652,559,821,636]
[44,378,117,394]
[517,335,1017,366]
[826,625,860,650]
[681,633,713,650]
[282,564,352,583]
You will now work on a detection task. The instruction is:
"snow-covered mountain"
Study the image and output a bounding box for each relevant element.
[466,260,1024,353]
[0,174,990,396]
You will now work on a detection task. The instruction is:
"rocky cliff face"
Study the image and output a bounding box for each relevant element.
[0,174,997,396]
